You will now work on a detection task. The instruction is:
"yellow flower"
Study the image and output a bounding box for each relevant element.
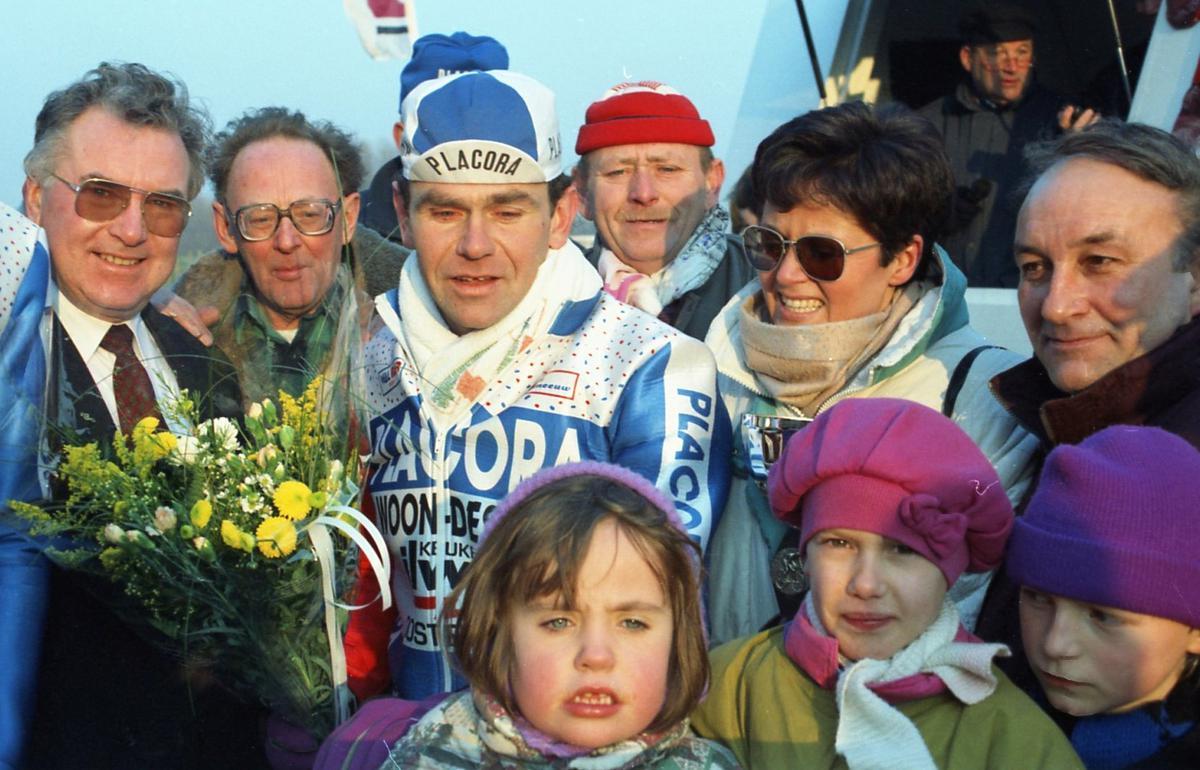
[279,390,302,426]
[9,500,50,524]
[256,517,297,558]
[190,499,213,529]
[131,420,175,464]
[57,444,116,498]
[273,480,312,520]
[151,431,177,455]
[221,519,253,553]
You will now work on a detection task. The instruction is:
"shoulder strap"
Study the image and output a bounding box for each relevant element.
[943,345,999,418]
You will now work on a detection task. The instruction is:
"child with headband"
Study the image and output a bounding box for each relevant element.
[318,461,738,769]
[693,398,1080,769]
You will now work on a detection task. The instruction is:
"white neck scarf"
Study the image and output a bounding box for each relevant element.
[803,594,1008,770]
[395,241,599,430]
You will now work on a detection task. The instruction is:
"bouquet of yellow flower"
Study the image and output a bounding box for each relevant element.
[11,376,388,740]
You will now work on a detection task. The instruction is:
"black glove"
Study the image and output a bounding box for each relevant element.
[947,178,993,235]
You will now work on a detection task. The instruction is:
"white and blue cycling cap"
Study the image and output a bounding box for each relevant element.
[400,69,562,184]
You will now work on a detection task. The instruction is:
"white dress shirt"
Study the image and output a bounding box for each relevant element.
[52,285,183,432]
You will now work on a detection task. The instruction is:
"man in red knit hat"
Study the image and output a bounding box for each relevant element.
[573,82,755,340]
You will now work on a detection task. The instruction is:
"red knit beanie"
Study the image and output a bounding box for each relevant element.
[767,398,1014,587]
[574,81,715,155]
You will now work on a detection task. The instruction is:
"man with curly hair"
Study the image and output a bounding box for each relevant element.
[173,108,394,408]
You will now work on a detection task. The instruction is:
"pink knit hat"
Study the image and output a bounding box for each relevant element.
[574,81,715,155]
[767,398,1014,586]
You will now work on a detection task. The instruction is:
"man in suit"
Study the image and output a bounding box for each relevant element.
[11,62,255,769]
[22,64,240,439]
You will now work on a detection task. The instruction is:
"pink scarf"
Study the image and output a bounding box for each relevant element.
[782,603,979,703]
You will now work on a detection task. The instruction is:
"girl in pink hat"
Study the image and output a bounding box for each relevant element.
[693,398,1081,769]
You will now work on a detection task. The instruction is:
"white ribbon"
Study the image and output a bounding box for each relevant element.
[303,503,392,725]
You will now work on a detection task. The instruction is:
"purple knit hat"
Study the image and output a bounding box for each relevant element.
[1008,425,1200,627]
[767,398,1014,586]
[481,460,688,546]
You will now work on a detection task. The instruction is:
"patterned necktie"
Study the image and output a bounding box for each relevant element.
[99,324,163,434]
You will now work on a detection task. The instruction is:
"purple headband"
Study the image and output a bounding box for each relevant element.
[481,461,688,546]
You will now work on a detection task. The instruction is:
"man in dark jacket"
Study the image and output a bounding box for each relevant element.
[978,119,1200,698]
[919,3,1095,288]
[13,62,257,769]
[993,119,1200,449]
[573,81,755,341]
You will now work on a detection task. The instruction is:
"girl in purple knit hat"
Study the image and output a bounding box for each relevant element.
[1009,425,1200,769]
[692,398,1081,769]
[316,461,739,769]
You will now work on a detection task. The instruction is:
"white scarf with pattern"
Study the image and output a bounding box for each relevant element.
[803,594,1008,770]
[595,205,730,315]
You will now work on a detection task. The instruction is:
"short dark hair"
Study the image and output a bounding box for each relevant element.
[24,61,211,198]
[1022,120,1200,270]
[727,165,760,232]
[208,107,364,203]
[447,474,708,734]
[547,173,574,207]
[751,101,954,275]
[393,169,574,211]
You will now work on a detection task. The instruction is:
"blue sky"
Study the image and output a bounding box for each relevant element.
[0,0,841,209]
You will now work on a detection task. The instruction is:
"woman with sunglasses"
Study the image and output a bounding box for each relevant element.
[704,101,1039,647]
